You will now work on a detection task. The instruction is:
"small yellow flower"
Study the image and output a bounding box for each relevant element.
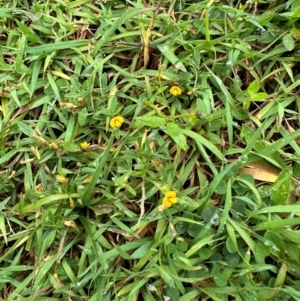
[170,86,182,96]
[80,141,90,150]
[162,191,177,208]
[110,116,124,128]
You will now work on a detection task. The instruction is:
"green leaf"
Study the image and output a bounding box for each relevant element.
[92,7,159,55]
[182,129,224,160]
[282,34,295,51]
[213,273,227,287]
[15,19,41,43]
[264,231,285,257]
[291,26,300,40]
[136,116,166,128]
[224,251,240,267]
[17,121,34,137]
[14,193,79,213]
[0,214,7,245]
[166,122,188,150]
[185,234,215,258]
[253,218,300,231]
[274,263,287,287]
[271,166,292,205]
[247,80,260,96]
[231,107,248,120]
[78,107,88,126]
[157,44,187,72]
[82,136,114,205]
[250,92,268,101]
[201,207,219,223]
[63,142,81,152]
[165,288,181,301]
[26,40,89,54]
[255,241,271,257]
[259,129,300,158]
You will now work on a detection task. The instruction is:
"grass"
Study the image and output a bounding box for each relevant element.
[1,0,300,300]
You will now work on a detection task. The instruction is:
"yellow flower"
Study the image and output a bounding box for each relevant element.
[110,116,124,128]
[162,191,177,208]
[170,86,182,96]
[80,141,90,150]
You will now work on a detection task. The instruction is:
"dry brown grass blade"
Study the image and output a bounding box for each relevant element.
[285,118,300,145]
[143,3,161,69]
[239,162,280,182]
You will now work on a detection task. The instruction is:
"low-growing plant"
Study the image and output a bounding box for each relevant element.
[1,0,300,300]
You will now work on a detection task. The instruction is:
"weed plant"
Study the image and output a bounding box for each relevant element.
[1,0,300,300]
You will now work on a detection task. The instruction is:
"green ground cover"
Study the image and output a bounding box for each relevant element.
[1,0,300,300]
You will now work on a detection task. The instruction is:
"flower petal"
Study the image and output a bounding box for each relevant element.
[163,197,173,207]
[169,197,177,204]
[110,116,124,128]
[165,191,176,198]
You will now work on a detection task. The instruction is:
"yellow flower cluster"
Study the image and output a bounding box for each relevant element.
[163,191,177,208]
[110,116,124,128]
[170,86,182,96]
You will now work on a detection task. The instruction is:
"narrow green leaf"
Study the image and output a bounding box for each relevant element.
[78,107,88,126]
[65,114,75,142]
[183,129,224,160]
[136,116,166,128]
[166,122,187,150]
[185,234,215,258]
[15,34,26,73]
[253,218,300,231]
[218,178,233,233]
[229,218,256,252]
[0,214,7,245]
[15,19,41,43]
[259,130,300,156]
[82,136,114,205]
[14,193,79,213]
[46,72,61,100]
[30,59,42,97]
[26,40,89,54]
[92,7,158,55]
[157,44,187,72]
[257,204,300,215]
[33,256,57,290]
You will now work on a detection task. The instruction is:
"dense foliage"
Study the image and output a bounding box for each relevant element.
[1,0,300,300]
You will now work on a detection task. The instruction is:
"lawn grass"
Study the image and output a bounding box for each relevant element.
[1,0,300,300]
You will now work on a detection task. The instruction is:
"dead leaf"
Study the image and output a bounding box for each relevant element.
[239,162,279,182]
